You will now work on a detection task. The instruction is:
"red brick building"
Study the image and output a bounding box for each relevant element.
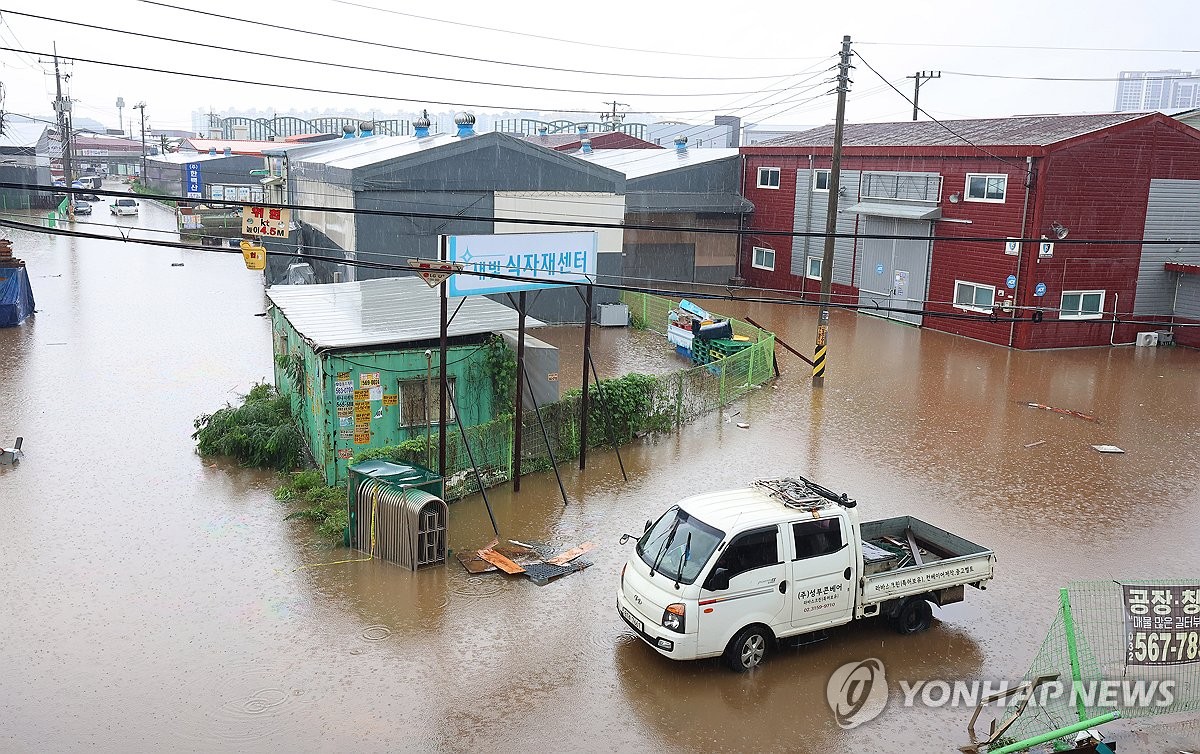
[740,112,1200,348]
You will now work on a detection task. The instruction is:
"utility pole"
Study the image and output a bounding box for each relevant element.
[601,100,628,130]
[116,96,124,133]
[813,35,853,386]
[906,71,940,121]
[134,101,147,183]
[43,42,74,216]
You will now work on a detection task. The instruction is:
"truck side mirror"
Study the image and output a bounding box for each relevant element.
[706,568,731,591]
[644,519,652,533]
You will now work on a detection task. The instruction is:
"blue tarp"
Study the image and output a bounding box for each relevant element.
[0,266,35,327]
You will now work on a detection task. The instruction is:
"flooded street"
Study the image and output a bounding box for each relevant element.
[2,200,1199,752]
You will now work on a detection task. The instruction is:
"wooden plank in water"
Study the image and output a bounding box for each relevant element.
[477,548,526,574]
[547,541,596,566]
[456,551,495,574]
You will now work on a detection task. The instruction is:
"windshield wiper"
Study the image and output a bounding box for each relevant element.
[674,531,692,589]
[651,514,683,580]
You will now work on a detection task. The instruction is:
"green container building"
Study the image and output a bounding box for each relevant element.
[267,276,539,485]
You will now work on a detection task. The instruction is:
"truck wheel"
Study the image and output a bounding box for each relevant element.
[724,625,771,672]
[892,598,933,635]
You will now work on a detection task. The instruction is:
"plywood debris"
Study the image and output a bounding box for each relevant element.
[547,541,596,566]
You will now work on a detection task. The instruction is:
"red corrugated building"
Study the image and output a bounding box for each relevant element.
[740,112,1200,348]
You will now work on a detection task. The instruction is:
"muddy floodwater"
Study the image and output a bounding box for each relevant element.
[2,200,1199,752]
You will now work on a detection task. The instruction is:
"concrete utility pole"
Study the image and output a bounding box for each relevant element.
[44,43,74,216]
[116,97,124,133]
[601,100,628,130]
[134,102,147,182]
[907,71,940,121]
[812,35,853,386]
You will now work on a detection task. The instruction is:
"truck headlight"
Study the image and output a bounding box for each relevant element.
[662,603,685,633]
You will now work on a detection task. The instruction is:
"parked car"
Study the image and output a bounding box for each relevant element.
[72,202,92,216]
[109,198,139,216]
[617,476,996,671]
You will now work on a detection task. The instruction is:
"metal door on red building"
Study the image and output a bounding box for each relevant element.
[855,216,932,326]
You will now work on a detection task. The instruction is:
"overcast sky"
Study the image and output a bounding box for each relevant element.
[1,0,1198,134]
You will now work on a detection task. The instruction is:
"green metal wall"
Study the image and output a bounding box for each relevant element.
[270,307,497,485]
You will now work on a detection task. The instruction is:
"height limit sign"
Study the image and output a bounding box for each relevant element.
[242,206,291,238]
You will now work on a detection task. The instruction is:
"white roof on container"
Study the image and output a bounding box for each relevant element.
[570,147,739,179]
[266,276,542,351]
[676,482,843,533]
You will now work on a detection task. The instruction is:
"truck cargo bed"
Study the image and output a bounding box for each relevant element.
[859,516,994,604]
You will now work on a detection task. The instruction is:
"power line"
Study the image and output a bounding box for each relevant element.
[0,44,792,117]
[22,181,1200,246]
[6,214,1190,327]
[137,1,809,82]
[0,9,812,99]
[944,70,1200,83]
[858,40,1200,54]
[330,0,830,62]
[853,51,1034,177]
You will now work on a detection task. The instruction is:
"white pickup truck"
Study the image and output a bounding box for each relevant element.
[616,477,995,671]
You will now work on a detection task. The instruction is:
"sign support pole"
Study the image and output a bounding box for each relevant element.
[512,291,526,492]
[579,284,593,471]
[438,236,448,480]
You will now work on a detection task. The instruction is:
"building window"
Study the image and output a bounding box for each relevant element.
[862,171,942,202]
[812,169,830,192]
[965,174,1007,202]
[806,256,822,280]
[792,519,843,560]
[1060,290,1105,320]
[752,246,775,271]
[757,167,781,189]
[398,377,457,427]
[953,280,996,312]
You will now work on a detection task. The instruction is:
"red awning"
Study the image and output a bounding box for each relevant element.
[1164,262,1200,276]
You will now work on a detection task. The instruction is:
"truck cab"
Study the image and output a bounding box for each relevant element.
[616,477,994,671]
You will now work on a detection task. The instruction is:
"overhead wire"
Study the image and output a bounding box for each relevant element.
[857,40,1200,54]
[136,0,810,82]
[0,9,813,99]
[329,0,830,62]
[943,70,1200,83]
[3,214,1190,328]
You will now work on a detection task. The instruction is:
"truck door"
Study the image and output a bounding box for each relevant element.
[696,526,787,656]
[789,517,855,631]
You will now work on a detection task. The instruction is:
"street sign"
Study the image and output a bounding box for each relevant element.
[185,162,203,200]
[241,205,291,238]
[445,231,597,297]
[408,258,463,288]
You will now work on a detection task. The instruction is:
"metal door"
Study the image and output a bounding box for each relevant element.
[856,216,931,325]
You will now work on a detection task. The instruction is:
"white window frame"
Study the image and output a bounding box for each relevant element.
[757,167,781,189]
[964,173,1008,203]
[751,246,776,271]
[1059,290,1105,320]
[806,256,822,280]
[812,169,830,192]
[952,280,997,313]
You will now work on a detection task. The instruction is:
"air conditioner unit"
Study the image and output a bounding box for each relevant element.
[1156,330,1175,347]
[596,303,629,327]
[1135,332,1159,347]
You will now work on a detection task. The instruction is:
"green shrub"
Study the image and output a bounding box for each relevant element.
[277,472,348,544]
[193,382,303,470]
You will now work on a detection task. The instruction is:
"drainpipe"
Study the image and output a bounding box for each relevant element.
[1110,292,1136,346]
[1009,156,1034,348]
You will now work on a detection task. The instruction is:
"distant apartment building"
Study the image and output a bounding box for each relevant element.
[1115,69,1200,110]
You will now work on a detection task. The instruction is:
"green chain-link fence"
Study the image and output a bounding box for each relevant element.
[997,579,1200,749]
[360,292,776,499]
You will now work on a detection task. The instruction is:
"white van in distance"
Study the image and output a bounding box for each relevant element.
[616,477,995,671]
[109,198,139,216]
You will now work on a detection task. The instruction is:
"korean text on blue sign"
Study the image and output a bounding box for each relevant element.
[185,162,203,198]
[445,232,597,297]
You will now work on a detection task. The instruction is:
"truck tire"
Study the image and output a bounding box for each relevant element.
[892,598,933,635]
[724,625,772,672]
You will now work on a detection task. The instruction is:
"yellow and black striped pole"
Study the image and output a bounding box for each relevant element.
[813,321,828,381]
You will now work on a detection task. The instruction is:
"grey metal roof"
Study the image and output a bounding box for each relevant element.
[146,152,233,165]
[291,133,459,170]
[571,147,739,179]
[266,276,543,351]
[842,202,942,220]
[757,112,1153,148]
[0,121,48,150]
[626,192,753,214]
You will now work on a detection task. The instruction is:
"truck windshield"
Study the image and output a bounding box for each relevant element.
[636,506,724,585]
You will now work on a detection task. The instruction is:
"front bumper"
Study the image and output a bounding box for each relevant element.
[615,588,698,660]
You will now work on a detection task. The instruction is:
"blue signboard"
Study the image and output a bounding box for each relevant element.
[1034,282,1047,297]
[1006,275,1017,289]
[446,232,598,297]
[875,263,885,275]
[185,162,203,198]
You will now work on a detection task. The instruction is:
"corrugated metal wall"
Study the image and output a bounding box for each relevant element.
[1137,178,1200,316]
[791,168,860,287]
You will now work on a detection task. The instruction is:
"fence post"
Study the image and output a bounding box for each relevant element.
[747,341,755,386]
[1061,588,1088,723]
[719,360,726,406]
[675,371,684,427]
